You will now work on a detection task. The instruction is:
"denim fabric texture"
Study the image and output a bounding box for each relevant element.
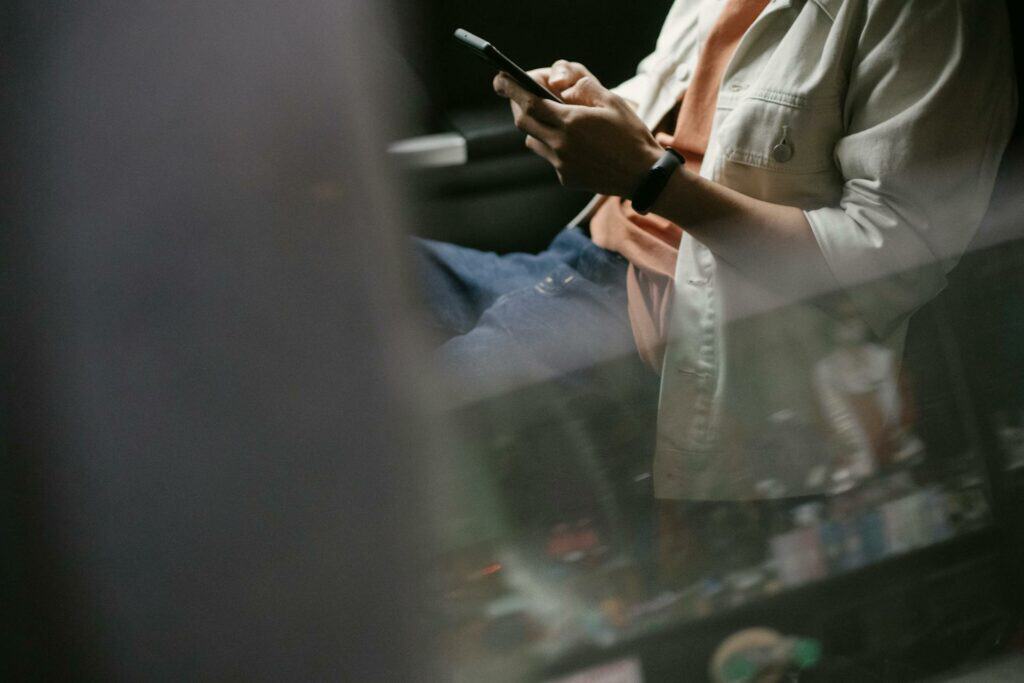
[415,227,656,403]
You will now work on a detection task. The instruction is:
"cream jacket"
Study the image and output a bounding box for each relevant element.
[584,0,1017,499]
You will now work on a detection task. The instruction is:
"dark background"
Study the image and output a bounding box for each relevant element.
[401,0,675,119]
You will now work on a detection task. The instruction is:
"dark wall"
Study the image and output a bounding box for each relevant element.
[406,0,676,115]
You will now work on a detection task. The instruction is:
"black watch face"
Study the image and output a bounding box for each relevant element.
[634,165,674,214]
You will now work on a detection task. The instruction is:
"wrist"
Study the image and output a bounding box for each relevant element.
[648,163,694,216]
[635,141,664,182]
[618,141,661,196]
[630,145,685,215]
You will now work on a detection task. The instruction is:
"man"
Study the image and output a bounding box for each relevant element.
[417,0,1017,504]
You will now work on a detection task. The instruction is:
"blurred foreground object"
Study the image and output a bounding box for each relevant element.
[4,0,434,679]
[709,627,820,683]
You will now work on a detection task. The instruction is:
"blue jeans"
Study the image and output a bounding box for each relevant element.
[415,226,654,402]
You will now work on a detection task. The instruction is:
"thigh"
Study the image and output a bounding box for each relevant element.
[437,259,641,402]
[412,237,563,339]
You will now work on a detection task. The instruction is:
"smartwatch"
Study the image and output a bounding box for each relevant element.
[630,147,685,215]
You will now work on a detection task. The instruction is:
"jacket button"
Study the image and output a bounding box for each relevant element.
[772,125,794,162]
[772,142,793,163]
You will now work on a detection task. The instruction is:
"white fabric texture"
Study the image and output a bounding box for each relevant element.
[594,0,1019,499]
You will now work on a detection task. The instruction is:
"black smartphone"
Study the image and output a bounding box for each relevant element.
[453,28,565,104]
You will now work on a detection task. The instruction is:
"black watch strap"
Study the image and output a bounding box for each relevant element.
[630,147,685,215]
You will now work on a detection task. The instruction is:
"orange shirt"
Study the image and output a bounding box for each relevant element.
[590,0,771,372]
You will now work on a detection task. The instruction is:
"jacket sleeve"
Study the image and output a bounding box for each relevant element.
[804,0,1017,339]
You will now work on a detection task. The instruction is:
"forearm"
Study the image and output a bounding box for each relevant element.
[649,167,836,298]
[497,59,844,301]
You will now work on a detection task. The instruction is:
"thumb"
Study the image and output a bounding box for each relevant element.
[560,75,608,107]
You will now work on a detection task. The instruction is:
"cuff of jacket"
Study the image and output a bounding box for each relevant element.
[804,206,948,339]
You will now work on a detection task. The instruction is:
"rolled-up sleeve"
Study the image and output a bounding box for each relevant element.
[805,0,1017,339]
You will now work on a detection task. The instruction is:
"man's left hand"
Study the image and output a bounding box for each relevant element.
[493,64,663,198]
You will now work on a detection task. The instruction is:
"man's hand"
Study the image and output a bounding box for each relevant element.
[523,59,590,94]
[493,61,662,197]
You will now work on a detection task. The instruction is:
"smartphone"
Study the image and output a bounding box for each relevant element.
[453,28,565,104]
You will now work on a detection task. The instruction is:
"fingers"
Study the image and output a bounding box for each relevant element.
[548,60,592,91]
[560,75,610,107]
[527,67,553,89]
[524,135,559,167]
[525,135,569,185]
[493,72,567,127]
[510,100,562,144]
[655,131,675,147]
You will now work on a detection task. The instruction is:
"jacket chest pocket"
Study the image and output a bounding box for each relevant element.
[714,88,842,176]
